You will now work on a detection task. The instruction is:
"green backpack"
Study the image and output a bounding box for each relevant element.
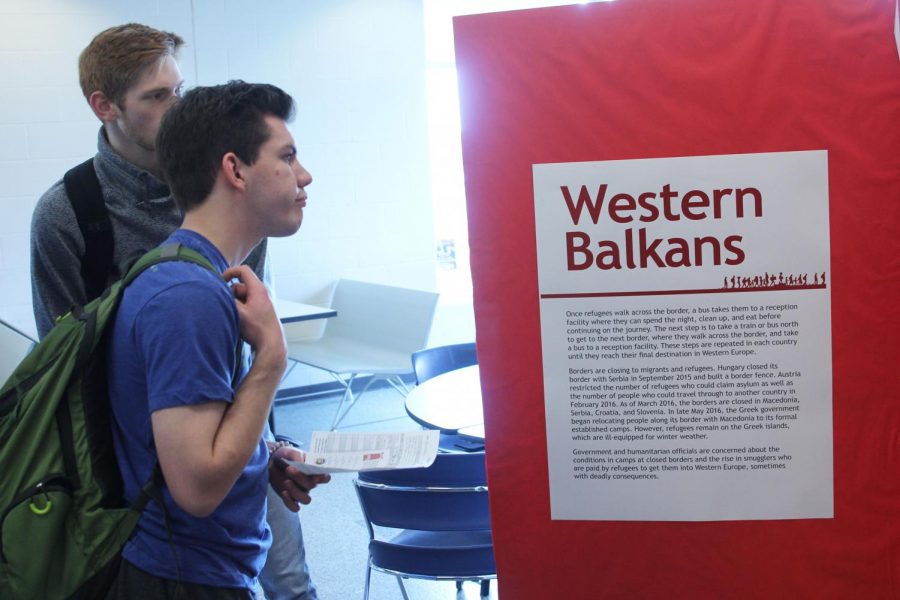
[0,243,214,600]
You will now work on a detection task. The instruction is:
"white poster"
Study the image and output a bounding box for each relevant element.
[534,151,833,521]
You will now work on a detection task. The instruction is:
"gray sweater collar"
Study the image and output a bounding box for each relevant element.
[95,128,173,209]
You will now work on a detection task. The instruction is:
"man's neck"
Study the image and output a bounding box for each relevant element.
[181,202,261,268]
[103,125,163,180]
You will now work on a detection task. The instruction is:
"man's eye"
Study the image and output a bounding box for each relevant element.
[283,153,296,163]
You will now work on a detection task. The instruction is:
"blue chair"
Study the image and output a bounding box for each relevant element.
[354,451,495,599]
[410,342,477,385]
[410,343,483,453]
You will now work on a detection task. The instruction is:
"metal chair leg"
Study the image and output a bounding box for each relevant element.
[329,373,359,430]
[330,373,395,430]
[386,375,410,396]
[280,359,297,383]
[396,575,411,600]
[363,563,372,600]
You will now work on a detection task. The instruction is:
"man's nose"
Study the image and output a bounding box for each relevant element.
[295,163,312,187]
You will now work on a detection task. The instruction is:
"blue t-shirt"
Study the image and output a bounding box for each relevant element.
[107,229,271,590]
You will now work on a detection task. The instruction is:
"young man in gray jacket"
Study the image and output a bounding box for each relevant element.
[29,23,268,338]
[29,23,320,600]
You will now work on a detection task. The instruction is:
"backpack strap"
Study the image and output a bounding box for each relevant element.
[133,464,183,583]
[133,463,166,514]
[124,242,244,387]
[63,158,114,301]
[122,242,215,286]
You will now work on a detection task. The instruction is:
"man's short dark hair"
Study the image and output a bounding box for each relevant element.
[156,81,295,212]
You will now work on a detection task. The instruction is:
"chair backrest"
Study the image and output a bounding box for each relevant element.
[411,342,477,384]
[324,279,439,354]
[0,319,36,384]
[355,451,490,532]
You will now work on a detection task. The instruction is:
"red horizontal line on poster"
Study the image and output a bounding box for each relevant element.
[540,284,826,299]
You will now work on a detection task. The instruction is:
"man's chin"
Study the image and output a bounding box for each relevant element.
[272,218,303,238]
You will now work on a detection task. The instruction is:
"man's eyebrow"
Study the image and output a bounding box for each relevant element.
[280,144,297,154]
[139,81,184,98]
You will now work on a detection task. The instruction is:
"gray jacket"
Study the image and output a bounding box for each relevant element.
[30,129,268,338]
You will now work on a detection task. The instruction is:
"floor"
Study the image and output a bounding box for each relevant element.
[262,384,498,600]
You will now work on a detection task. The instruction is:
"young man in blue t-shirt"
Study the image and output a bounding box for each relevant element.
[105,81,328,599]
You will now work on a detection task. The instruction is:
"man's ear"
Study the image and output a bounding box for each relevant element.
[221,152,247,191]
[88,91,118,122]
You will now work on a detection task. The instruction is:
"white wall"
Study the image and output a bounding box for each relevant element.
[0,0,436,338]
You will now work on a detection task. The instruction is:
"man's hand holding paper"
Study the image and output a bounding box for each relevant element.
[269,446,331,512]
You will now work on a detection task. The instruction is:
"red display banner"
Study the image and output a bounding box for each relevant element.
[455,0,900,597]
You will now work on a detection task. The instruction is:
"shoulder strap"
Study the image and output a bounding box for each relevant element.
[122,242,214,286]
[123,243,243,385]
[64,158,114,301]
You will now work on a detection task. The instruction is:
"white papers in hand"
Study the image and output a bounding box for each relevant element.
[285,430,440,475]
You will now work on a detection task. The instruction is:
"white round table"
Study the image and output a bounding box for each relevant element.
[404,365,484,441]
